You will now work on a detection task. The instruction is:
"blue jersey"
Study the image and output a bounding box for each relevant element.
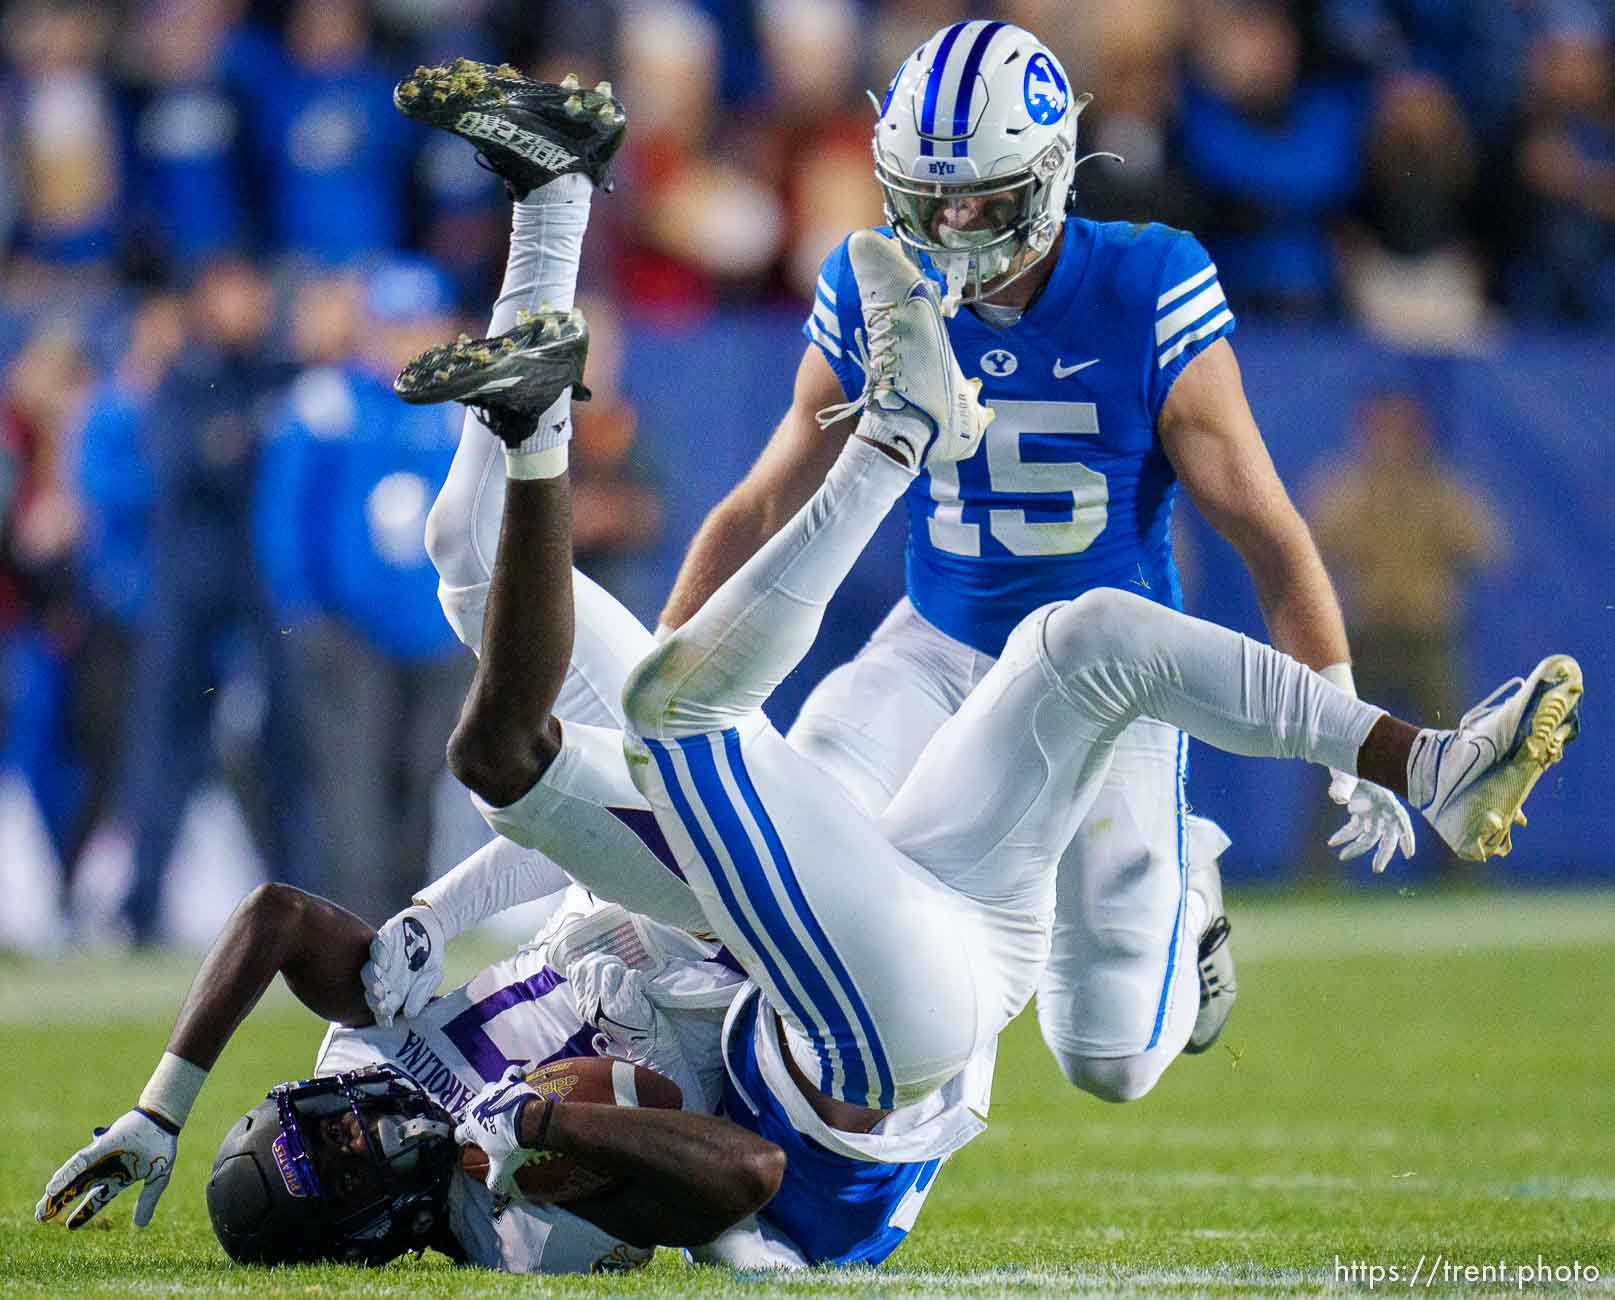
[719,989,941,1266]
[805,218,1236,657]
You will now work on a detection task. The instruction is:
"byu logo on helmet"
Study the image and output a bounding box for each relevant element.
[1023,52,1068,124]
[981,348,1018,377]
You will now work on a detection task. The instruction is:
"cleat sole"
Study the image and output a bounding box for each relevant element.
[394,312,589,410]
[1456,655,1582,861]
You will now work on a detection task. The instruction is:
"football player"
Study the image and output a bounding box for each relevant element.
[384,61,995,1265]
[33,858,785,1271]
[392,225,1578,1266]
[655,22,1419,1102]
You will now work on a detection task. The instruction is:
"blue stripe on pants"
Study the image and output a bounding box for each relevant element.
[675,731,874,1104]
[644,737,837,1094]
[720,729,896,1109]
[1146,731,1190,1050]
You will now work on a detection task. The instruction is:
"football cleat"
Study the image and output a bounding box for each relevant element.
[1408,654,1583,860]
[1183,841,1236,1054]
[394,59,625,198]
[816,231,993,472]
[394,309,589,448]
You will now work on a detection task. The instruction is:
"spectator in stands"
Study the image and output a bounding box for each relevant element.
[244,0,416,265]
[66,292,185,873]
[118,0,271,269]
[1505,25,1615,323]
[255,258,468,923]
[117,259,313,943]
[1343,72,1491,347]
[1176,0,1366,314]
[0,327,88,867]
[1,1,122,274]
[1306,390,1506,727]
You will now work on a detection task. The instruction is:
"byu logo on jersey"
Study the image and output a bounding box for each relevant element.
[981,348,1018,377]
[1023,53,1068,124]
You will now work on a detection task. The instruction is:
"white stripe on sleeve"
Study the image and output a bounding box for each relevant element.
[1157,309,1234,369]
[1156,262,1217,311]
[812,298,840,339]
[807,316,842,358]
[1156,281,1227,346]
[815,276,837,306]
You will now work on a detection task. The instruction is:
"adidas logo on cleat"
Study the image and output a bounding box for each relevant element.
[452,112,580,172]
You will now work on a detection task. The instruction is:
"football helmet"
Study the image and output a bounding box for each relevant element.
[872,21,1089,308]
[206,1066,456,1266]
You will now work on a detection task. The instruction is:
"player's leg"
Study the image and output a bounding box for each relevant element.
[620,233,998,1107]
[1033,722,1211,1102]
[621,440,987,1108]
[876,588,1386,1039]
[785,599,976,816]
[403,62,621,658]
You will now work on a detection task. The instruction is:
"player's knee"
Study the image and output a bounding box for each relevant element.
[1053,1049,1166,1104]
[620,640,680,739]
[1046,588,1156,665]
[424,490,478,589]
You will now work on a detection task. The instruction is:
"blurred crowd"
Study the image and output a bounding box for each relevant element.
[0,0,1594,941]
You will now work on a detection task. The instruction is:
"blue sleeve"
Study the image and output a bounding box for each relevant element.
[800,235,870,403]
[1146,228,1237,420]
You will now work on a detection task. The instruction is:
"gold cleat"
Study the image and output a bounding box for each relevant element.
[1424,654,1583,861]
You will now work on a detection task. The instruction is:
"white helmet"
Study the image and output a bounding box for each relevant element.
[873,21,1087,308]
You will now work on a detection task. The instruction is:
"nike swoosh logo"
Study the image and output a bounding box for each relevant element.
[1053,358,1100,378]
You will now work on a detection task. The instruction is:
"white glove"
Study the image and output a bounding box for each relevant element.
[567,951,674,1064]
[363,903,445,1027]
[455,1068,541,1215]
[36,1108,177,1229]
[1326,769,1416,874]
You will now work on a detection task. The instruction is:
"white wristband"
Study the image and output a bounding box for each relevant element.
[138,1051,208,1130]
[1319,661,1356,697]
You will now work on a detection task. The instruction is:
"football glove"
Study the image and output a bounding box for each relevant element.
[36,1107,176,1229]
[455,1069,541,1214]
[566,950,676,1065]
[1326,768,1416,874]
[362,903,446,1027]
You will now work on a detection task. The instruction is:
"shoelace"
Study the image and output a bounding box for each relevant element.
[814,302,899,430]
[1456,675,1524,734]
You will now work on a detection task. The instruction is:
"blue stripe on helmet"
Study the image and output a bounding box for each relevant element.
[951,20,1007,156]
[918,22,970,157]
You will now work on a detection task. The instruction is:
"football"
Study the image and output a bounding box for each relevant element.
[459,1055,682,1204]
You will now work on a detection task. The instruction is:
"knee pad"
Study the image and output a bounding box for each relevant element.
[1052,1048,1169,1104]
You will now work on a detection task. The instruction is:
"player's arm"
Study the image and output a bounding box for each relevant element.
[1157,338,1349,670]
[657,344,852,632]
[36,885,374,1230]
[460,1076,785,1248]
[1159,338,1414,870]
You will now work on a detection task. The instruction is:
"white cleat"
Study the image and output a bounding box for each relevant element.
[1184,824,1236,1054]
[1408,654,1583,861]
[816,230,992,472]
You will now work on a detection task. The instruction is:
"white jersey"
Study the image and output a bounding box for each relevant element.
[315,892,742,1274]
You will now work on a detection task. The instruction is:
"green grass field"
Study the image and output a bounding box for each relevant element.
[2,890,1611,1298]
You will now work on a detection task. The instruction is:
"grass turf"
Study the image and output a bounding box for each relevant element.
[2,890,1611,1297]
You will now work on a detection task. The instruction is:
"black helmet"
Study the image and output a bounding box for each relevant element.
[206,1065,457,1266]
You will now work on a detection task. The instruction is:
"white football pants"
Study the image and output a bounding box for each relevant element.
[621,438,1382,1109]
[791,599,1222,1100]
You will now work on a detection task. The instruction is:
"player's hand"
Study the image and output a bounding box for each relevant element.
[1326,769,1416,874]
[35,1108,177,1229]
[566,951,673,1064]
[362,904,445,1027]
[455,1069,540,1215]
